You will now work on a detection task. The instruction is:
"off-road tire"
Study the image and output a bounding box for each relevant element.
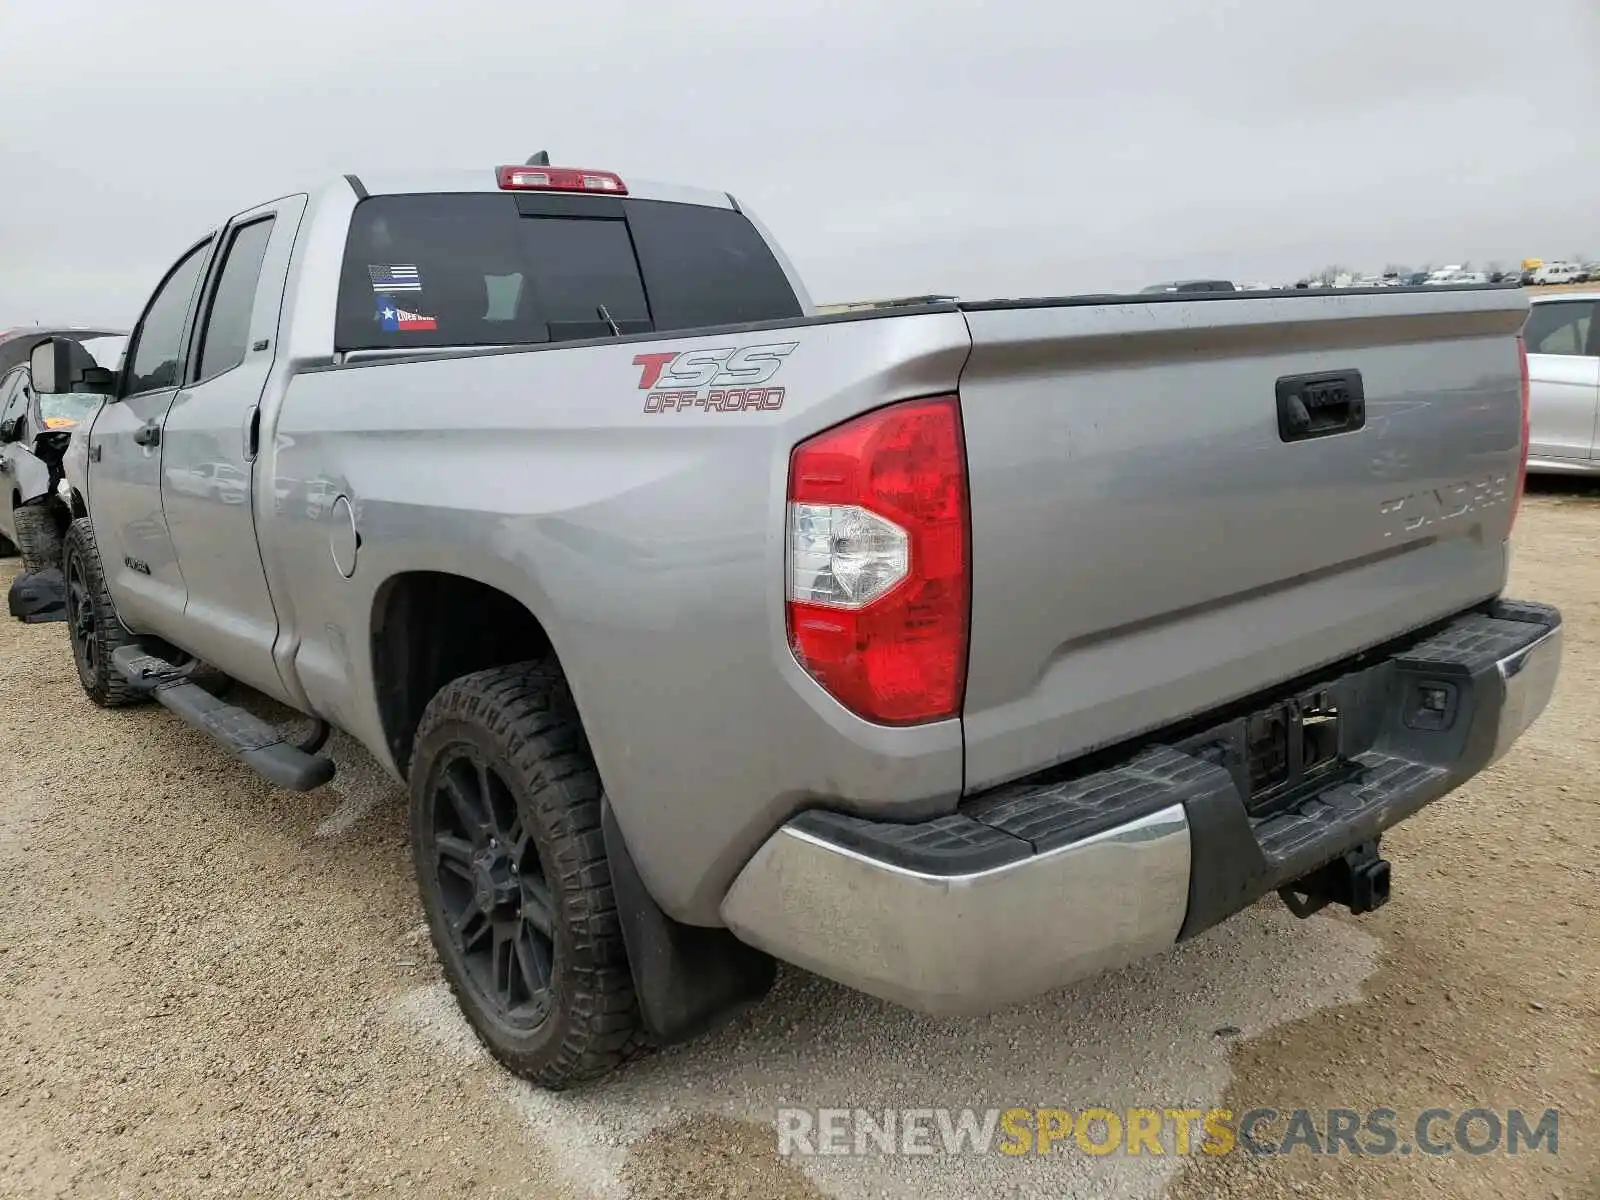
[409,660,647,1090]
[13,505,63,574]
[61,518,145,708]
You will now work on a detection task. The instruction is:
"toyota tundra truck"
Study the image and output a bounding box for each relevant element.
[32,159,1560,1089]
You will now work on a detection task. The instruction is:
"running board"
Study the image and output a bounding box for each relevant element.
[110,646,336,792]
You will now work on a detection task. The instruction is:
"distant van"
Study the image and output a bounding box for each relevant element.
[1533,263,1582,285]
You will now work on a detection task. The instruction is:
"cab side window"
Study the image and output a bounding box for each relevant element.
[193,217,276,383]
[124,240,214,397]
[1523,301,1596,358]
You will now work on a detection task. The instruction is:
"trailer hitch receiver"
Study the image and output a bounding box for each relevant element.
[1278,839,1392,919]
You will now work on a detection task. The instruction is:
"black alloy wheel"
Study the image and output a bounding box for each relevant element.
[59,519,141,707]
[426,747,556,1028]
[64,543,98,690]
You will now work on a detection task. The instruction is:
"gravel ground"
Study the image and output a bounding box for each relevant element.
[1,488,1596,1199]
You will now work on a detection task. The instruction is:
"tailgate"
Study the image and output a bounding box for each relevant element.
[956,287,1530,792]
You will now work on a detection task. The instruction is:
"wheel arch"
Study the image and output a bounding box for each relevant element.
[369,570,558,776]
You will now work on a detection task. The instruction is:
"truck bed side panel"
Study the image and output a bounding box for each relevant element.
[958,289,1529,792]
[263,311,974,925]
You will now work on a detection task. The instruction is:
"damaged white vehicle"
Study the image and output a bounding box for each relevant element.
[0,333,125,573]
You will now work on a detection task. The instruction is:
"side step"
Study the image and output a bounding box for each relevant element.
[111,646,336,792]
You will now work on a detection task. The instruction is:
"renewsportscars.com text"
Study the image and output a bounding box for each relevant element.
[776,1106,1560,1158]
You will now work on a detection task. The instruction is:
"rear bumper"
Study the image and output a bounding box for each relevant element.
[720,598,1562,1015]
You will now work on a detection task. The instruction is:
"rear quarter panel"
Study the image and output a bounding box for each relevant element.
[262,311,972,924]
[7,443,51,507]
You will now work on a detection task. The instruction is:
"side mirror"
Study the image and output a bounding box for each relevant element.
[30,338,116,397]
[0,418,18,443]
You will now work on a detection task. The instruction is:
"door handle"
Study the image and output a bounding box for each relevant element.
[242,405,261,461]
[89,443,102,463]
[132,422,162,448]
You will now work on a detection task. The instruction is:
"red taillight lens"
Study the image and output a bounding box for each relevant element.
[786,395,970,725]
[495,165,628,194]
[1512,333,1530,528]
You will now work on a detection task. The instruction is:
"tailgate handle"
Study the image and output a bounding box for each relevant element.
[1276,370,1365,442]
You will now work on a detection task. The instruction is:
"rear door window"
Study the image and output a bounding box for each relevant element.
[1524,301,1595,357]
[194,217,276,382]
[335,193,800,352]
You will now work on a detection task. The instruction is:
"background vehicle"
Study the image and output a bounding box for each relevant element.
[1533,262,1582,285]
[167,460,248,505]
[0,326,123,376]
[1138,279,1237,293]
[1522,291,1600,472]
[32,161,1557,1090]
[0,333,125,570]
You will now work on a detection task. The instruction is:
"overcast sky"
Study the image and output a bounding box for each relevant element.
[2,0,1596,325]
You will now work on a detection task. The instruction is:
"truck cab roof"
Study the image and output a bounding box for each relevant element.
[337,168,739,212]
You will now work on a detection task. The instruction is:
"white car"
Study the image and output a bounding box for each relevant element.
[0,333,126,570]
[1523,291,1600,473]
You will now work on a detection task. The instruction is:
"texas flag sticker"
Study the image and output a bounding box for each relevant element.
[377,300,438,332]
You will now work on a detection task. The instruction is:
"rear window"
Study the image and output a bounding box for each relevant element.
[335,193,802,352]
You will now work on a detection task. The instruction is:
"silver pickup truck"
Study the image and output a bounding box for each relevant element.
[33,159,1560,1089]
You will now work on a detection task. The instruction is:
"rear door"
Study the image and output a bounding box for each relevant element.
[1523,298,1600,463]
[88,236,216,634]
[159,195,305,695]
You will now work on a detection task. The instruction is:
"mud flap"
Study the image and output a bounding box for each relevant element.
[601,797,777,1044]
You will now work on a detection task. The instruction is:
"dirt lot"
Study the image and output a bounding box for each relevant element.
[1,487,1596,1200]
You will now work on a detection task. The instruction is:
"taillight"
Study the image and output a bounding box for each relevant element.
[495,165,628,194]
[785,395,970,725]
[1512,333,1530,527]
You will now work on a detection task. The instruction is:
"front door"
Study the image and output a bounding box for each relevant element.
[158,196,305,697]
[87,236,216,635]
[1524,299,1600,463]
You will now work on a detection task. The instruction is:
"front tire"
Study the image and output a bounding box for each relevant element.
[13,505,63,574]
[409,661,645,1089]
[61,518,144,708]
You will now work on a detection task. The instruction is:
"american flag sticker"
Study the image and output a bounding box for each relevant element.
[369,264,422,293]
